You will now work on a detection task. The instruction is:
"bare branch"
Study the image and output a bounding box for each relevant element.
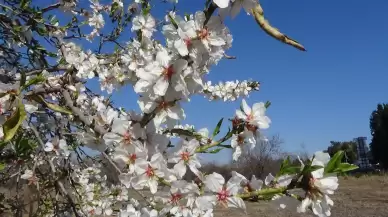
[29,125,81,217]
[251,4,306,51]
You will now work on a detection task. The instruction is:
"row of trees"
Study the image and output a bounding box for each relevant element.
[370,104,388,169]
[323,103,388,170]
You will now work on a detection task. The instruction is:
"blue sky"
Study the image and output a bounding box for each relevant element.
[37,0,388,163]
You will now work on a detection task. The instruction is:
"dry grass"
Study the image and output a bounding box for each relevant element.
[215,175,388,217]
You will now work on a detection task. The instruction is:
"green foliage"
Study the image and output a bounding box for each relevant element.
[333,163,359,173]
[325,151,344,174]
[208,148,223,154]
[212,118,223,137]
[2,101,27,142]
[325,151,359,174]
[34,95,72,115]
[326,140,358,164]
[370,103,388,169]
[278,156,301,176]
[14,133,37,159]
[21,74,45,91]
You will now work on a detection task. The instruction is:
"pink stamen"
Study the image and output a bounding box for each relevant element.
[180,151,190,162]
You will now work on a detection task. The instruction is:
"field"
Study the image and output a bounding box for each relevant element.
[215,175,388,217]
[1,175,388,217]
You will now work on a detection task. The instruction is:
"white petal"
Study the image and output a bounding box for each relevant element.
[44,142,54,152]
[174,39,189,56]
[25,104,38,113]
[173,59,188,73]
[232,146,242,161]
[226,197,246,210]
[241,99,251,115]
[312,151,331,166]
[235,110,247,120]
[277,174,294,187]
[204,172,224,193]
[194,11,206,29]
[119,173,133,188]
[196,196,217,211]
[311,168,324,179]
[154,77,169,96]
[297,198,312,213]
[148,179,158,194]
[265,173,275,185]
[312,201,324,216]
[250,175,263,190]
[213,0,230,8]
[174,161,187,178]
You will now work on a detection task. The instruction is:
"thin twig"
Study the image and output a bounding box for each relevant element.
[29,125,81,217]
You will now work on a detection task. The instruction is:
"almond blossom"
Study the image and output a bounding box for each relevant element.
[21,169,38,185]
[236,99,271,129]
[44,137,70,157]
[131,153,177,194]
[202,172,246,210]
[230,128,256,161]
[132,14,156,38]
[113,145,148,173]
[134,48,188,98]
[219,0,258,19]
[103,118,145,151]
[297,152,339,217]
[168,139,202,178]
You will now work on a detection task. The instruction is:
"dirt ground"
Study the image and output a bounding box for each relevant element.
[1,175,388,217]
[215,175,388,217]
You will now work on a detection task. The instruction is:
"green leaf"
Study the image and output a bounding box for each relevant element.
[46,102,72,115]
[21,74,45,90]
[278,156,301,176]
[218,144,232,149]
[20,0,30,9]
[280,156,291,170]
[2,102,27,142]
[110,2,119,17]
[208,148,223,154]
[304,165,324,173]
[47,52,57,57]
[280,166,300,175]
[34,96,72,115]
[265,101,271,108]
[15,137,37,158]
[324,151,344,174]
[212,118,223,138]
[0,163,5,171]
[334,163,359,173]
[20,72,26,87]
[168,13,178,29]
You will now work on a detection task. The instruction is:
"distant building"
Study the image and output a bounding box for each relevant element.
[354,137,371,169]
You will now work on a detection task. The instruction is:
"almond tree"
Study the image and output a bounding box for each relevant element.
[0,0,357,217]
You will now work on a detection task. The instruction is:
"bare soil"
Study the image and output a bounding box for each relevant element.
[1,176,388,217]
[215,175,388,217]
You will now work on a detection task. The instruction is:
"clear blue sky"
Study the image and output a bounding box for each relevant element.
[38,0,388,163]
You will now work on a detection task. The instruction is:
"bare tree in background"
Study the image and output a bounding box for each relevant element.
[234,134,283,179]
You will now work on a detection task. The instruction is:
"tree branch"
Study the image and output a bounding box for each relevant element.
[251,3,306,51]
[29,125,81,217]
[62,89,107,135]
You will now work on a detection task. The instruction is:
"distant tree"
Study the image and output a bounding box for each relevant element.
[370,104,388,169]
[326,141,357,164]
